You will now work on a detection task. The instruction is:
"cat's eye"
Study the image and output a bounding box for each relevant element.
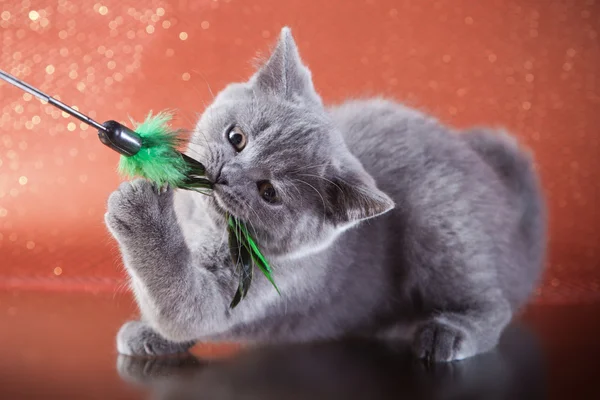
[227,125,247,152]
[257,181,279,204]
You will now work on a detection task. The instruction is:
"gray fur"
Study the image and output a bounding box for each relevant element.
[106,27,546,362]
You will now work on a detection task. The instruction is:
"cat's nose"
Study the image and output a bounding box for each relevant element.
[214,165,229,185]
[216,174,228,185]
[214,170,228,185]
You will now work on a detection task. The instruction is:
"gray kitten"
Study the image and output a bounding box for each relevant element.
[106,27,545,362]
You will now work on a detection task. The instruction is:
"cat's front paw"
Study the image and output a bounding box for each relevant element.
[412,320,475,363]
[105,179,173,241]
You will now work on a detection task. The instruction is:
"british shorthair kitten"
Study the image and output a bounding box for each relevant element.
[106,27,545,362]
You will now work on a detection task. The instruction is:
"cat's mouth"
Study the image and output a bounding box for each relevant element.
[212,185,243,218]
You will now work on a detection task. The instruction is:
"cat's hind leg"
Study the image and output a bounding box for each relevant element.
[412,289,512,362]
[117,320,196,356]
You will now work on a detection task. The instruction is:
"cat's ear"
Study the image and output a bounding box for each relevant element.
[251,27,321,105]
[325,168,395,226]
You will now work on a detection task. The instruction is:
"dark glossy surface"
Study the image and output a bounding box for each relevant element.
[1,290,599,399]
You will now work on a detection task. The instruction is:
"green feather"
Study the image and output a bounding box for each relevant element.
[118,111,190,187]
[236,221,273,274]
[228,226,253,308]
[228,216,280,295]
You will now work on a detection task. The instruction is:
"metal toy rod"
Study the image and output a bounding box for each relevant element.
[0,69,108,133]
[0,69,142,155]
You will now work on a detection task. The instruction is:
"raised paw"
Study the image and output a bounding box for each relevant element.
[105,179,173,240]
[412,321,475,363]
[117,320,196,356]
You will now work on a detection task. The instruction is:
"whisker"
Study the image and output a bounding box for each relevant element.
[238,196,268,237]
[191,69,216,100]
[289,162,331,174]
[286,181,303,206]
[298,173,343,192]
[292,178,326,220]
[175,109,198,133]
[216,214,229,251]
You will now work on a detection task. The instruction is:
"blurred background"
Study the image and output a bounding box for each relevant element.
[1,0,598,302]
[1,0,599,398]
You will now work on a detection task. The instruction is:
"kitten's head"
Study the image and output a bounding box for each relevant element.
[190,27,393,257]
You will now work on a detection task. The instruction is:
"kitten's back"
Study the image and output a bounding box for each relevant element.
[462,128,546,304]
[328,99,546,309]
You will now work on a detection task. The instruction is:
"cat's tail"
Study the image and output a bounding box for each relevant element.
[463,128,546,266]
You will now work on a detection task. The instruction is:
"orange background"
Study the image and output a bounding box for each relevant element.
[0,0,598,304]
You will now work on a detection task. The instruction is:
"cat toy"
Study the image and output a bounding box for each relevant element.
[0,69,278,308]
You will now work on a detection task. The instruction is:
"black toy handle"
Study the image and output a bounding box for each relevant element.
[98,121,142,156]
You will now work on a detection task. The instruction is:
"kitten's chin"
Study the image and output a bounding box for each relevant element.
[212,186,239,218]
